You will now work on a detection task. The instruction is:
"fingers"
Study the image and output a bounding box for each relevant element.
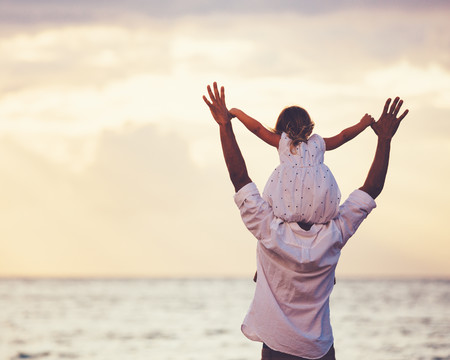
[389,97,400,114]
[221,86,225,104]
[213,82,220,101]
[202,95,212,108]
[207,85,215,102]
[390,107,408,137]
[384,96,408,120]
[389,97,408,120]
[397,109,409,122]
[383,98,391,115]
[393,99,403,116]
[204,82,226,105]
[203,82,229,119]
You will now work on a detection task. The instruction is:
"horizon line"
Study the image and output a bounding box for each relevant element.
[0,274,449,281]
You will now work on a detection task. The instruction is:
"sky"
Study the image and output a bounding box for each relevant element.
[0,0,449,278]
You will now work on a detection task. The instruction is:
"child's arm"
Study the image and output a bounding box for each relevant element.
[229,108,281,148]
[323,114,375,151]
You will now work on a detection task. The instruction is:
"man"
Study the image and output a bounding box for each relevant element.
[203,82,408,360]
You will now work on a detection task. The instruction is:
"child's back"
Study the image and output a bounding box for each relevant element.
[263,132,340,224]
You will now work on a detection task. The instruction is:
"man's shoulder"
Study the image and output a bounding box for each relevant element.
[331,189,377,246]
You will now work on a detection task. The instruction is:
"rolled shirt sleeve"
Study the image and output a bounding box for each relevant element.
[234,182,274,241]
[335,189,377,248]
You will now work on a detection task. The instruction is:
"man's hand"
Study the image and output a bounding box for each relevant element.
[371,97,409,140]
[203,82,251,192]
[360,96,409,199]
[203,82,233,126]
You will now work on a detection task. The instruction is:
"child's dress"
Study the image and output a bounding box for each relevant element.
[262,133,341,224]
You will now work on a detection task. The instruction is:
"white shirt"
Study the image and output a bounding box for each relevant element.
[234,182,376,359]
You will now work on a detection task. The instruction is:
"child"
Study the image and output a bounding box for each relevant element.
[229,106,375,225]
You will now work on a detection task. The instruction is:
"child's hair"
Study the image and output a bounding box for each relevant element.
[273,106,315,152]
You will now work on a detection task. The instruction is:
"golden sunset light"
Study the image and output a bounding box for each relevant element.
[0,1,449,278]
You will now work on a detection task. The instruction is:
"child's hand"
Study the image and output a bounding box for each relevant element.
[229,108,240,117]
[360,113,375,127]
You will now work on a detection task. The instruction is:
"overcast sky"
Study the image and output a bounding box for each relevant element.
[0,0,449,278]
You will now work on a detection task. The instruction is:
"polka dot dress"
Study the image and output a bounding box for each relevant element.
[262,133,341,224]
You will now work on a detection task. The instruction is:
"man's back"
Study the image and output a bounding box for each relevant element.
[235,183,376,358]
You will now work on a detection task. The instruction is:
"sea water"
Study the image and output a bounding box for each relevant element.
[0,278,449,360]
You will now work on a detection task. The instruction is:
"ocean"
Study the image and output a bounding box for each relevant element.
[0,278,449,360]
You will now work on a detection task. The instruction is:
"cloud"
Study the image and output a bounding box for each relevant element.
[1,120,448,278]
[1,5,449,114]
[1,0,449,26]
[1,4,449,96]
[0,24,172,94]
[0,0,449,277]
[0,124,259,277]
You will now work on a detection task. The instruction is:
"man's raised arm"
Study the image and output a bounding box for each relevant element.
[203,82,252,192]
[359,97,409,199]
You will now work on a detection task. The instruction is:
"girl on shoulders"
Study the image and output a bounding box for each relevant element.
[229,106,374,224]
